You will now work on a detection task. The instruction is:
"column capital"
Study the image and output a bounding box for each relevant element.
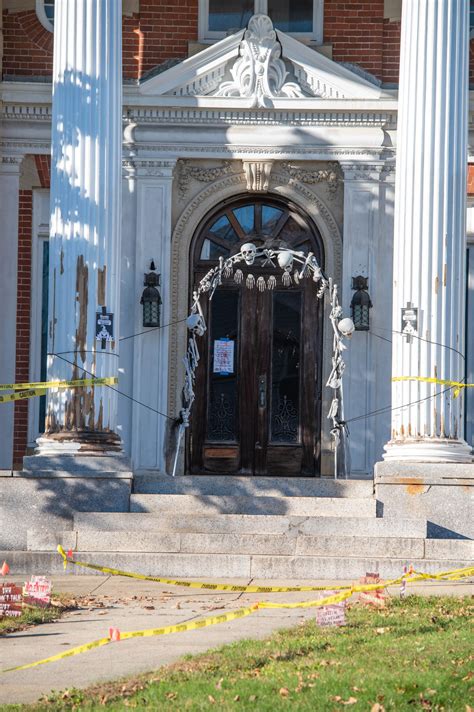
[339,161,395,183]
[126,158,177,180]
[0,155,24,176]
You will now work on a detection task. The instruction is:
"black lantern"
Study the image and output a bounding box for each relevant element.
[141,261,162,328]
[350,275,372,331]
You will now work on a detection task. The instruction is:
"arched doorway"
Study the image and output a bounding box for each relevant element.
[189,195,324,476]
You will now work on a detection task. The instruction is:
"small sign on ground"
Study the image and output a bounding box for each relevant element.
[23,576,52,608]
[0,583,23,617]
[315,590,347,627]
[358,572,386,608]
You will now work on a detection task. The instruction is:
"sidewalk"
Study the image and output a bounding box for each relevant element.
[1,574,472,705]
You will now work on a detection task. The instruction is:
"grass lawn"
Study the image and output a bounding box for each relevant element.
[5,596,474,712]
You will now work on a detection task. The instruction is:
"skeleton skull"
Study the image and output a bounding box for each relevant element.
[337,317,355,338]
[186,313,206,336]
[241,242,257,265]
[277,250,294,270]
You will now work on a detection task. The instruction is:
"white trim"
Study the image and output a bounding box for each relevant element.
[199,1,324,44]
[35,0,54,32]
[28,189,50,447]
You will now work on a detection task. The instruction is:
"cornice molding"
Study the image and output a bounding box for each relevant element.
[125,106,396,127]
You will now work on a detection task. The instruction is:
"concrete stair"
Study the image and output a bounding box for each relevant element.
[133,475,374,498]
[4,476,472,578]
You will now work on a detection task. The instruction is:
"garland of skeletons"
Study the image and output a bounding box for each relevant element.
[172,242,355,478]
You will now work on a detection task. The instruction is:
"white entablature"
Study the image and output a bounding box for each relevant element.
[139,14,387,105]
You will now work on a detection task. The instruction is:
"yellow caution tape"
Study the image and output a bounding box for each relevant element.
[392,376,474,398]
[57,547,474,594]
[2,605,259,673]
[56,546,382,593]
[0,389,47,404]
[0,378,118,404]
[0,377,118,391]
[259,590,353,609]
[4,561,474,673]
[3,637,112,672]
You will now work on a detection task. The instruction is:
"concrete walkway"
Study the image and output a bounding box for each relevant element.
[1,575,472,705]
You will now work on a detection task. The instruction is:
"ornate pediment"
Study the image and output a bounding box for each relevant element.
[139,14,384,105]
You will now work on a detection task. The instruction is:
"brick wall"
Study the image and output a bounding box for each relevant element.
[382,19,401,85]
[324,0,385,81]
[3,2,474,87]
[139,0,198,77]
[2,10,53,77]
[2,2,199,81]
[13,190,33,468]
[34,155,51,190]
[468,165,474,195]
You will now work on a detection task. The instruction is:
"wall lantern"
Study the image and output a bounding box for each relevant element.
[141,261,162,328]
[350,275,372,331]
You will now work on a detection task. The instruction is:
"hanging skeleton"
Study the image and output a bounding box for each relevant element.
[172,243,355,479]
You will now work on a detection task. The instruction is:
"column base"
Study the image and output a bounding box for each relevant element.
[383,438,472,464]
[374,461,474,539]
[36,430,122,456]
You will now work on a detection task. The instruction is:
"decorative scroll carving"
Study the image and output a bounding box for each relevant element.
[214,14,305,108]
[242,160,273,191]
[176,160,234,200]
[280,162,342,193]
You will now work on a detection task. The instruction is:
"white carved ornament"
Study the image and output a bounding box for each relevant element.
[214,15,305,108]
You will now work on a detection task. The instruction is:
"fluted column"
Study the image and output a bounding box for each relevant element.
[384,0,471,462]
[39,1,122,451]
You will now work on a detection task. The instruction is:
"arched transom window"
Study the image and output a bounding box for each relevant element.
[195,198,322,265]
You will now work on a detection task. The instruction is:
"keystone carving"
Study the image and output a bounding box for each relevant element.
[214,14,305,108]
[242,161,273,192]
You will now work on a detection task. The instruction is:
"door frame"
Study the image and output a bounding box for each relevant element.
[186,194,325,476]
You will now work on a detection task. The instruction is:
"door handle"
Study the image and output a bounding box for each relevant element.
[258,375,267,409]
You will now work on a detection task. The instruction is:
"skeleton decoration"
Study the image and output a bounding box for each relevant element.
[172,245,354,479]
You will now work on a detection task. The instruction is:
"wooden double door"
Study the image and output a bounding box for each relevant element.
[188,197,323,476]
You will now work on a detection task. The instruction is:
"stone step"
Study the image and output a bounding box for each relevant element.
[73,512,427,538]
[21,455,132,478]
[133,475,373,498]
[27,529,430,558]
[3,550,472,579]
[130,494,377,517]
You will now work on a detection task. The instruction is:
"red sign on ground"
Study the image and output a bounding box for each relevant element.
[0,583,23,617]
[23,576,52,608]
[315,591,347,627]
[358,572,387,608]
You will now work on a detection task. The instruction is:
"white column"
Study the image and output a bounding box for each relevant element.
[131,159,176,473]
[340,162,394,475]
[39,1,122,451]
[384,0,471,463]
[0,155,22,468]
